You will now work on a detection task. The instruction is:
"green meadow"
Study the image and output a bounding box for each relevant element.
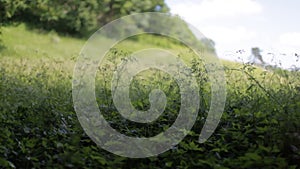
[0,24,299,168]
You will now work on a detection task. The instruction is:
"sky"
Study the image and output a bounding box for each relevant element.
[165,0,300,69]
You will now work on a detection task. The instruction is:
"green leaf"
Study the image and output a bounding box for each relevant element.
[244,153,262,161]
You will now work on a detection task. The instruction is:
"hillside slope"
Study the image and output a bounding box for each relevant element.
[0,24,299,168]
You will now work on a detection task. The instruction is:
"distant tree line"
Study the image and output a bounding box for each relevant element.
[0,0,169,36]
[0,0,216,52]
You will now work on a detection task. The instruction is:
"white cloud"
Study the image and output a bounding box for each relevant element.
[255,33,300,69]
[279,32,300,47]
[166,0,300,69]
[270,32,300,62]
[169,0,263,22]
[199,26,257,62]
[202,26,256,44]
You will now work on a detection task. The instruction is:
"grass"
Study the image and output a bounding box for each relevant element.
[0,23,300,168]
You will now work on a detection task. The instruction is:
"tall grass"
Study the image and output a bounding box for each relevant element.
[0,24,299,168]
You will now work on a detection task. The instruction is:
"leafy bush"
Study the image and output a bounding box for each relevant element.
[0,26,299,168]
[0,0,169,36]
[1,50,300,169]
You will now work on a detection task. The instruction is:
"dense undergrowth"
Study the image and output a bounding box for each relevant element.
[0,24,299,169]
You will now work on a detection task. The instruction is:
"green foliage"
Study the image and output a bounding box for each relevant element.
[0,0,27,21]
[0,24,300,168]
[26,0,100,36]
[98,0,169,24]
[0,0,169,36]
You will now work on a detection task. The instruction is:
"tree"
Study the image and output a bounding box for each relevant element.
[251,47,265,64]
[0,0,170,37]
[98,0,169,25]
